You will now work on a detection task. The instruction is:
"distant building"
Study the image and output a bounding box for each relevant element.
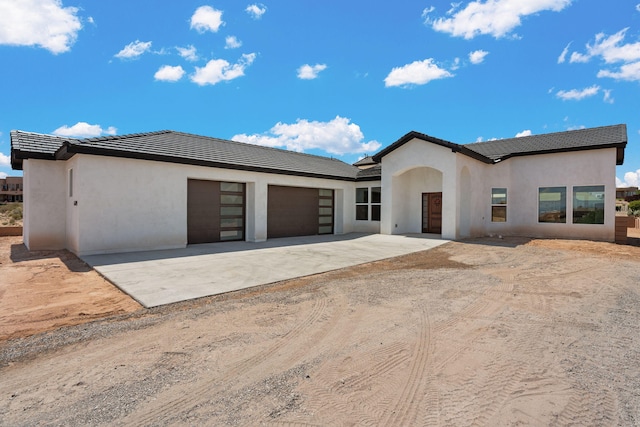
[616,186,638,199]
[0,176,23,202]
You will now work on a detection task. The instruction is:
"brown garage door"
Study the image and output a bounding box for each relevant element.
[267,186,334,238]
[187,179,245,244]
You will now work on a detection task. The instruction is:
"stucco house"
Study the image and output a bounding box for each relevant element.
[10,124,627,256]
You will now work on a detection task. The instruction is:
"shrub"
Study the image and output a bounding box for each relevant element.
[630,200,640,216]
[0,202,23,222]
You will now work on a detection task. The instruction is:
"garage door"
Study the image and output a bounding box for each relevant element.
[267,186,334,238]
[187,180,245,244]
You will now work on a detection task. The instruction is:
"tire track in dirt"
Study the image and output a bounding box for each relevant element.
[381,306,433,426]
[127,295,331,425]
[331,345,409,394]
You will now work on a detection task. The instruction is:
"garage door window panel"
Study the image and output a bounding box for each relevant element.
[219,182,245,242]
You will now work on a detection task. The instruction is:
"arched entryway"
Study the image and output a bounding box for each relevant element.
[390,166,444,234]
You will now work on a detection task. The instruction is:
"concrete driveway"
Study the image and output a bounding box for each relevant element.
[82,233,448,308]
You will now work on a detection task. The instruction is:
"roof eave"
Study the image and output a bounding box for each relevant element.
[492,143,628,165]
[10,149,57,170]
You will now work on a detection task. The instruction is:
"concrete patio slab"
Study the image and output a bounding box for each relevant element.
[82,233,448,308]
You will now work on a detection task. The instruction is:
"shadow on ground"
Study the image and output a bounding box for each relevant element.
[9,243,92,273]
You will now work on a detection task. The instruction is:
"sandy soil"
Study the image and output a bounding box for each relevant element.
[0,236,141,341]
[1,235,640,426]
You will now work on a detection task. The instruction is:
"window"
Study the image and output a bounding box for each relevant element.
[371,187,381,221]
[539,187,566,223]
[356,188,368,220]
[318,189,334,234]
[573,185,605,224]
[219,182,244,241]
[491,188,507,222]
[68,169,73,198]
[355,187,381,221]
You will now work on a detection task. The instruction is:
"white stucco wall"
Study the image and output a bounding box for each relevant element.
[22,140,618,254]
[379,139,618,242]
[22,159,67,250]
[481,149,617,241]
[380,139,457,238]
[62,154,358,255]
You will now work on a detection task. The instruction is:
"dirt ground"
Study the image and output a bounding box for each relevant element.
[1,234,640,425]
[0,236,141,341]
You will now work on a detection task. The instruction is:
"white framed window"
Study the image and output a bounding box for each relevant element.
[491,188,507,222]
[356,187,381,221]
[356,188,368,220]
[371,187,381,221]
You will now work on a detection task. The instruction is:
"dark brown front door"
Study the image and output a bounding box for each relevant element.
[422,192,442,234]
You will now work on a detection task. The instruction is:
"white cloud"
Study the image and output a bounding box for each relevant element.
[225,36,242,49]
[190,6,224,33]
[52,122,117,138]
[384,59,453,87]
[154,65,185,82]
[232,116,381,155]
[0,172,7,179]
[246,4,267,19]
[191,53,256,86]
[571,28,640,64]
[515,130,532,137]
[603,89,614,104]
[617,169,640,187]
[0,0,82,54]
[556,85,600,100]
[423,0,571,39]
[637,4,640,12]
[177,45,198,61]
[469,49,489,64]
[115,40,152,59]
[0,152,10,168]
[557,42,571,63]
[568,28,640,81]
[598,61,640,81]
[297,64,327,79]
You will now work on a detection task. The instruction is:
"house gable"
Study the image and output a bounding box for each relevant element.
[372,124,627,166]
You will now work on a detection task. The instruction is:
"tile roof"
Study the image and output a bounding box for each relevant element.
[373,124,627,165]
[356,164,382,181]
[11,130,361,181]
[353,156,377,167]
[463,124,627,163]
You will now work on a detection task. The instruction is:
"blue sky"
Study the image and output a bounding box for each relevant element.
[0,0,639,187]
